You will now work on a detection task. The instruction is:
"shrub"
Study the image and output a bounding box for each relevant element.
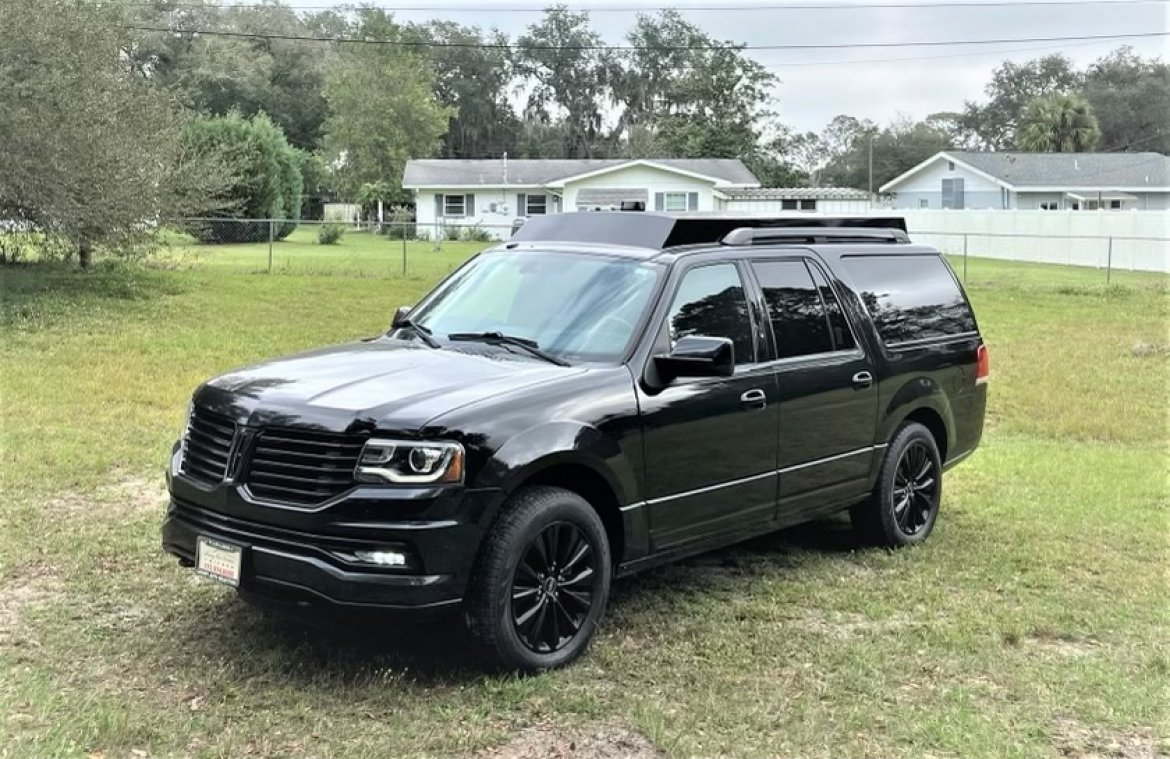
[443,225,462,242]
[459,225,493,243]
[380,205,416,240]
[317,223,345,245]
[182,112,303,243]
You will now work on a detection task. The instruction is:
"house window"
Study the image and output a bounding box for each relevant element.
[526,194,547,215]
[781,199,798,210]
[1039,201,1059,210]
[443,194,466,217]
[948,161,955,171]
[919,199,930,208]
[800,199,817,211]
[1071,202,1081,210]
[663,192,688,212]
[1109,199,1122,210]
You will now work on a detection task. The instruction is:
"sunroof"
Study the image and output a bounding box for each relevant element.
[509,212,907,250]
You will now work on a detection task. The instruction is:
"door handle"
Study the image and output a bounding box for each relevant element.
[851,371,874,389]
[740,388,767,409]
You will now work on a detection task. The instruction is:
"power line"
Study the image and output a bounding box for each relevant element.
[122,26,1170,51]
[113,0,1170,10]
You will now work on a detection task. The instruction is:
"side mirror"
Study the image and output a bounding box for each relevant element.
[654,336,735,380]
[391,305,412,328]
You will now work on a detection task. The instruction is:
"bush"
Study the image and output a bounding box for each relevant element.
[317,223,345,245]
[443,225,462,242]
[459,225,493,243]
[182,111,303,244]
[379,205,416,240]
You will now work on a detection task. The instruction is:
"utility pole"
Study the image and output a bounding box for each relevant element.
[867,137,874,208]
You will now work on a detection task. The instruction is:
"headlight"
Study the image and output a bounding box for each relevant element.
[354,438,465,485]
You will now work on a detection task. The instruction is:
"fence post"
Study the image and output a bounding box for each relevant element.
[962,233,968,283]
[402,223,407,277]
[1106,236,1113,285]
[267,219,274,273]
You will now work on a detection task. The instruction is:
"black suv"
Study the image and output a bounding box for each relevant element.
[163,213,988,671]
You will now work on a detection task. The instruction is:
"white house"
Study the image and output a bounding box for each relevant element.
[403,158,760,238]
[880,150,1170,211]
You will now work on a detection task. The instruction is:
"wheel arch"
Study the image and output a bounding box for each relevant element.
[880,379,955,464]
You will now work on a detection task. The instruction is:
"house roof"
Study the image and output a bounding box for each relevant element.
[880,150,1170,193]
[402,158,759,188]
[718,186,869,200]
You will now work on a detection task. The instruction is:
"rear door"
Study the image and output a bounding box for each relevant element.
[637,261,780,550]
[748,257,879,522]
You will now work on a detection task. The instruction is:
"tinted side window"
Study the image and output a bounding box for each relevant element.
[666,264,755,364]
[843,255,977,344]
[751,261,833,358]
[807,261,856,351]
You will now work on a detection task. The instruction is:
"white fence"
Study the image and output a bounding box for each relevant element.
[901,210,1170,273]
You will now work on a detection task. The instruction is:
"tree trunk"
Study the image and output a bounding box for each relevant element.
[78,238,92,269]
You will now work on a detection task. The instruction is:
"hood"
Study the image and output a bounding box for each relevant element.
[195,338,586,434]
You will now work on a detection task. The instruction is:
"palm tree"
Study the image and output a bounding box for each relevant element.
[1015,93,1102,152]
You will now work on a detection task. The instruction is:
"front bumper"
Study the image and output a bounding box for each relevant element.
[161,449,503,614]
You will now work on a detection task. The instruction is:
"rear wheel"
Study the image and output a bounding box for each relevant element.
[465,486,611,672]
[852,422,942,548]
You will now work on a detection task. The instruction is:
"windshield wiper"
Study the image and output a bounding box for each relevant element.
[448,331,570,367]
[394,318,440,349]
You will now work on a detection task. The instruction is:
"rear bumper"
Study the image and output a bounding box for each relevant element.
[161,449,503,613]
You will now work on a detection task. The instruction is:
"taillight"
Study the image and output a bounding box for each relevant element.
[976,343,990,385]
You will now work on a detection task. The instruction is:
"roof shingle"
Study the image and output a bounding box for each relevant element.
[402,158,759,187]
[948,151,1170,189]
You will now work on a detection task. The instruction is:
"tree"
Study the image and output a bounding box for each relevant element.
[1081,47,1170,153]
[0,0,230,267]
[611,11,777,161]
[1016,93,1101,152]
[126,2,328,150]
[183,112,304,242]
[411,21,521,159]
[515,6,613,158]
[319,10,454,201]
[960,54,1081,149]
[820,116,952,191]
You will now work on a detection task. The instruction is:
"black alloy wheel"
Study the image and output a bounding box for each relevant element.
[465,486,611,672]
[892,440,938,536]
[510,522,597,653]
[851,421,942,548]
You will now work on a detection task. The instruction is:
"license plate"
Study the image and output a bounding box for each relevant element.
[195,536,243,587]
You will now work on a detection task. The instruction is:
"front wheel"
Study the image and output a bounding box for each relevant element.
[852,422,942,548]
[465,486,611,672]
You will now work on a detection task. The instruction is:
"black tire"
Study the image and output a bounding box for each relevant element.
[851,422,943,548]
[465,486,611,672]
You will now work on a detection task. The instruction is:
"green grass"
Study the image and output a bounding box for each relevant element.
[1,248,1168,758]
[157,226,488,279]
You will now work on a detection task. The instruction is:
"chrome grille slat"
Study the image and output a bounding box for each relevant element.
[182,409,236,484]
[246,427,365,506]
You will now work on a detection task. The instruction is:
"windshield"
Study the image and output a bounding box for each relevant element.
[406,250,663,363]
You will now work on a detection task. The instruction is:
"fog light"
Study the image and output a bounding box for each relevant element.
[353,549,407,567]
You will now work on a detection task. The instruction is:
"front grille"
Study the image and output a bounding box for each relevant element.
[245,427,366,506]
[182,409,236,484]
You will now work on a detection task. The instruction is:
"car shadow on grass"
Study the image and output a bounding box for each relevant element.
[166,514,865,686]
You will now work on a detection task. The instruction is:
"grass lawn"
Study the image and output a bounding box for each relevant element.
[1,247,1167,758]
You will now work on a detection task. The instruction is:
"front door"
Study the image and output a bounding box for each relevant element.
[637,262,780,550]
[749,258,879,522]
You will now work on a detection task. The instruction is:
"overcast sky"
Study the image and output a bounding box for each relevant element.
[287,0,1169,133]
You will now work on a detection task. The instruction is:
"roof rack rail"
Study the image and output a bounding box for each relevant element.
[721,226,909,246]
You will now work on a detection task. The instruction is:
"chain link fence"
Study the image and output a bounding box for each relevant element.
[160,217,516,278]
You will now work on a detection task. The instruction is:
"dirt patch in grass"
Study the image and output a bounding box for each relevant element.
[1131,340,1170,358]
[46,473,168,518]
[1002,628,1104,658]
[0,562,62,641]
[475,723,664,759]
[1051,717,1166,758]
[781,609,921,641]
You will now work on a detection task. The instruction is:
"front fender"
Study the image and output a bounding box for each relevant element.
[472,421,637,507]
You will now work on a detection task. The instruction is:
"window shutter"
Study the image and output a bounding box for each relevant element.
[464,193,474,218]
[687,192,699,211]
[434,193,443,218]
[517,193,526,216]
[654,192,665,211]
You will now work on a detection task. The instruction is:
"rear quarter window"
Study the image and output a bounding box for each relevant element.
[842,254,977,345]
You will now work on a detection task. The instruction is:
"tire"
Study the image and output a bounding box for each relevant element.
[465,486,612,672]
[851,422,943,548]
